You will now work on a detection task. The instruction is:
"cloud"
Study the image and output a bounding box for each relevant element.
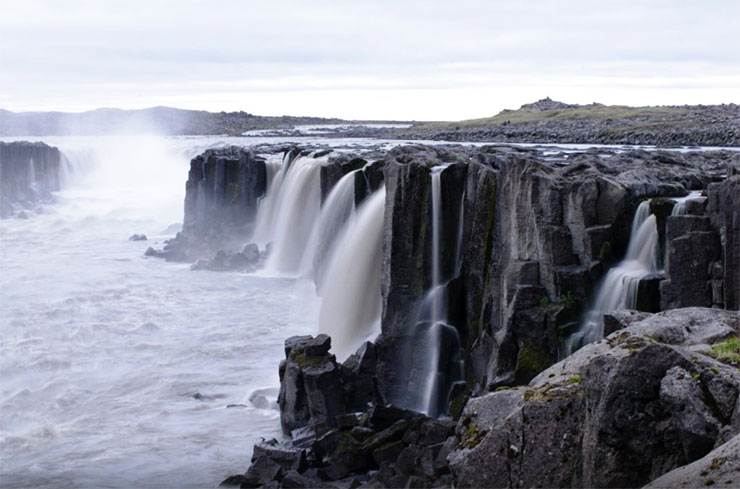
[1,0,738,119]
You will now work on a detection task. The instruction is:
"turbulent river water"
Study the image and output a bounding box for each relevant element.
[0,135,342,489]
[2,135,733,488]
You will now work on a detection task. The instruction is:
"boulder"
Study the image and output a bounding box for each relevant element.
[448,308,740,488]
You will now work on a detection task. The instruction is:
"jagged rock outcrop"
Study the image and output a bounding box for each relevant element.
[0,141,62,217]
[226,336,461,488]
[278,335,381,433]
[448,308,740,489]
[146,147,268,262]
[183,146,268,243]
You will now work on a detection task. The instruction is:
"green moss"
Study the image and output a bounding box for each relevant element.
[692,372,700,380]
[448,392,469,420]
[709,337,740,365]
[539,296,551,307]
[459,423,488,449]
[710,457,727,470]
[558,291,578,310]
[292,351,325,368]
[495,385,512,392]
[568,375,582,384]
[516,341,552,379]
[704,479,715,486]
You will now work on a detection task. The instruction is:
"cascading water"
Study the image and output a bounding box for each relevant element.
[307,170,358,289]
[251,152,294,246]
[318,188,386,361]
[396,167,465,417]
[671,190,703,216]
[260,154,325,275]
[566,200,660,354]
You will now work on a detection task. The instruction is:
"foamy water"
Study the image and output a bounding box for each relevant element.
[0,136,321,488]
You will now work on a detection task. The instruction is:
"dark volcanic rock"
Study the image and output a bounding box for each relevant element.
[0,141,62,217]
[375,144,735,413]
[448,308,740,489]
[278,335,383,434]
[183,146,268,243]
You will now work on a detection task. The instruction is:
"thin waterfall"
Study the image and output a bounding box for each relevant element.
[397,166,465,417]
[318,188,386,361]
[671,190,703,216]
[566,200,660,355]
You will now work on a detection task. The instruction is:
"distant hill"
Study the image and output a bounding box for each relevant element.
[403,98,740,147]
[0,106,348,136]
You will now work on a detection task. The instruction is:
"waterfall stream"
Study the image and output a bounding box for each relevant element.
[671,190,704,216]
[250,150,385,359]
[566,200,661,355]
[261,154,325,275]
[317,188,386,360]
[395,166,465,417]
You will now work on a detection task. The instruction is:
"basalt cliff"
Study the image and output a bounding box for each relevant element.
[0,141,63,217]
[152,142,740,488]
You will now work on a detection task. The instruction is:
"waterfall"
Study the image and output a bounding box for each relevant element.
[252,153,292,245]
[259,153,326,275]
[671,190,703,216]
[394,166,465,417]
[566,200,660,354]
[318,188,386,361]
[308,170,358,290]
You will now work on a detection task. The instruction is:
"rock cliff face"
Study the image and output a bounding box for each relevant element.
[182,146,268,243]
[147,147,269,262]
[0,141,62,217]
[166,143,740,488]
[376,145,734,412]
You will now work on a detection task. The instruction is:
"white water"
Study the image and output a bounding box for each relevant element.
[259,154,325,275]
[566,200,660,354]
[318,188,385,361]
[671,190,704,216]
[406,167,465,417]
[0,136,322,489]
[309,170,358,290]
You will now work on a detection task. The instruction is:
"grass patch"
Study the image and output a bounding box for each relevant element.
[709,337,740,365]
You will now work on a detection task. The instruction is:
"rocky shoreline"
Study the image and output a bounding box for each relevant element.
[145,140,740,488]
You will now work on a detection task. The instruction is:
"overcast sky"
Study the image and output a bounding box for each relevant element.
[1,0,738,120]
